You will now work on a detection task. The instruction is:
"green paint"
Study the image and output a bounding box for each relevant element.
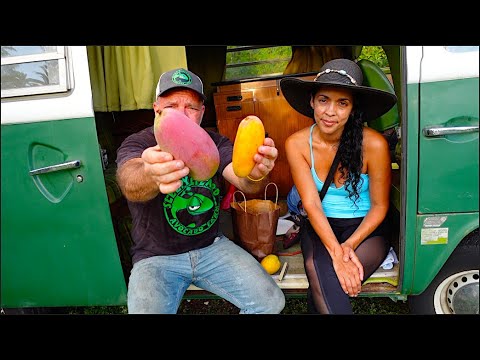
[418,77,479,213]
[402,76,479,296]
[1,117,127,308]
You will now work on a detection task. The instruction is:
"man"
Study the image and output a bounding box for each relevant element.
[116,68,285,314]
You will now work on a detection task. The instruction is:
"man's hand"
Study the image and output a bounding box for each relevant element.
[141,145,190,194]
[247,137,278,180]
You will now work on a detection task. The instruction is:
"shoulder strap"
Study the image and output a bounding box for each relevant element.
[309,124,316,168]
[319,150,341,201]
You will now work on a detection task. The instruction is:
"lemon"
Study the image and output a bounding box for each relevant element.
[260,254,282,275]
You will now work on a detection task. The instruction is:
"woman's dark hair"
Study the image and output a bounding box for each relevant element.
[337,98,364,209]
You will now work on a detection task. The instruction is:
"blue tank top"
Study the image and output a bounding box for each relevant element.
[309,124,370,218]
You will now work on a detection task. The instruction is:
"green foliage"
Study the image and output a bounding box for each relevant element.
[358,46,389,70]
[226,46,291,63]
[225,46,390,81]
[225,46,291,80]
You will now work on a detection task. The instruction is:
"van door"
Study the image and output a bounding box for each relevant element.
[417,46,479,214]
[1,46,127,308]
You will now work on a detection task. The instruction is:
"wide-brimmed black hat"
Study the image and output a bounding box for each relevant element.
[280,58,397,122]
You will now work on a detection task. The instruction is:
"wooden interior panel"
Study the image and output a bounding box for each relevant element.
[215,95,256,144]
[214,75,315,198]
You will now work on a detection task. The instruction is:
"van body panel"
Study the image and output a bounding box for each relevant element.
[419,46,479,84]
[1,46,127,308]
[1,116,127,307]
[400,81,421,296]
[405,46,480,296]
[1,46,93,125]
[411,213,479,294]
[405,46,422,85]
[418,77,479,213]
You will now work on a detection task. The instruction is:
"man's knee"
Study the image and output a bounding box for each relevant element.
[269,288,286,313]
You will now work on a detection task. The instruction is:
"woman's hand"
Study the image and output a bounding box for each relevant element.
[332,250,363,297]
[341,243,364,283]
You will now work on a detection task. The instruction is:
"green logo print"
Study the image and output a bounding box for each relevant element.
[171,69,192,86]
[163,176,220,236]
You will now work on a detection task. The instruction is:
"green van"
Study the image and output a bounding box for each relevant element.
[1,45,478,314]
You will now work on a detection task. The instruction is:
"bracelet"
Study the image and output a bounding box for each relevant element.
[247,174,267,182]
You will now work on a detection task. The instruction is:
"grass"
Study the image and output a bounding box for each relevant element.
[62,296,409,315]
[178,296,410,315]
[5,294,409,314]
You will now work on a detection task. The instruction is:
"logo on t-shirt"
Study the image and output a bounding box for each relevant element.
[163,176,220,236]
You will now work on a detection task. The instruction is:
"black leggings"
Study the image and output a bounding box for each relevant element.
[301,216,391,314]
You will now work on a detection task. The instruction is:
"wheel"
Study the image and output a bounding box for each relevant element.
[409,229,479,314]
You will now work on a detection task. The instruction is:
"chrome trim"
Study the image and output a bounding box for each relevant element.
[29,160,82,176]
[423,125,479,137]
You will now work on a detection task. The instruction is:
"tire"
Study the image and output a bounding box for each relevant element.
[408,229,479,314]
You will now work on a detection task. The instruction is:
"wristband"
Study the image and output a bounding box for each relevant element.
[247,174,267,182]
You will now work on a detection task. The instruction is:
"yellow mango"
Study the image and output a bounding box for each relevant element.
[232,115,265,178]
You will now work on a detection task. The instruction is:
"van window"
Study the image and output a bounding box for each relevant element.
[1,46,71,98]
[224,46,292,80]
[444,46,479,53]
[223,46,391,81]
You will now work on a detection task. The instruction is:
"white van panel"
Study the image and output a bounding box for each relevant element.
[420,46,479,83]
[1,46,93,125]
[406,46,423,85]
[406,46,479,85]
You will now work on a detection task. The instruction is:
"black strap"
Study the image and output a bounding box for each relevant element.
[319,150,341,201]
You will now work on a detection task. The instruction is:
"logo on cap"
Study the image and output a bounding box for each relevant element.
[171,69,192,86]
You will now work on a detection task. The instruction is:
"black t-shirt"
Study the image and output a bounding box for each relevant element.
[116,126,233,264]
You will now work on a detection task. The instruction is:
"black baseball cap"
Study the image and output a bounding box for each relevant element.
[155,68,206,100]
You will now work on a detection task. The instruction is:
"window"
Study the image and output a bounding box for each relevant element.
[445,46,479,53]
[1,46,71,98]
[223,46,392,81]
[224,46,292,81]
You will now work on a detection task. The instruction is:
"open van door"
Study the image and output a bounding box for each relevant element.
[1,46,127,308]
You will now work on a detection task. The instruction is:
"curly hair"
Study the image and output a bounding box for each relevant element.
[337,102,364,209]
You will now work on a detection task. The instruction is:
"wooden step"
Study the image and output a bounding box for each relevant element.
[187,226,400,294]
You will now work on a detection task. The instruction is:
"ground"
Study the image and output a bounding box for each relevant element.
[177,296,410,315]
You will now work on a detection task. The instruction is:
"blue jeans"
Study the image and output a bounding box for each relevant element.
[127,235,285,314]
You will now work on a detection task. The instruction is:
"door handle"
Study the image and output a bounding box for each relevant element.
[29,160,82,176]
[422,125,479,137]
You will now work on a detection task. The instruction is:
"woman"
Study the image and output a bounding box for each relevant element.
[280,58,397,314]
